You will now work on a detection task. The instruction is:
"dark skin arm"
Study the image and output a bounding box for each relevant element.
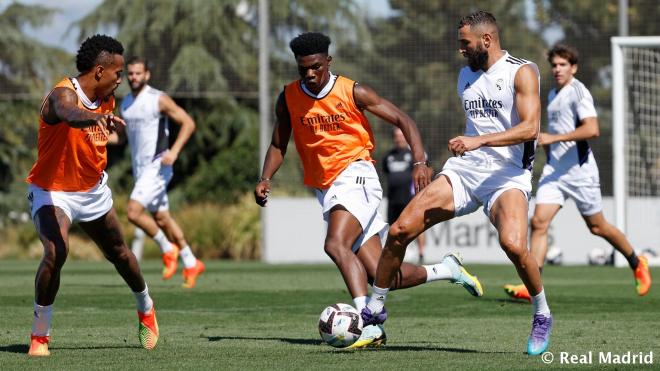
[353,83,432,192]
[254,92,291,206]
[42,87,125,135]
[449,64,540,155]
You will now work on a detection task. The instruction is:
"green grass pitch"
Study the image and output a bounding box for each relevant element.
[1,260,658,370]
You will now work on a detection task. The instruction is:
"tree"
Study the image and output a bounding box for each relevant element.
[75,0,372,201]
[0,3,70,216]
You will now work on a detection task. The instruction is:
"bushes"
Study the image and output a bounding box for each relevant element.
[0,193,261,260]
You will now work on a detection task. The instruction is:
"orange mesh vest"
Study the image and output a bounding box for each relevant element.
[285,76,375,189]
[26,78,114,192]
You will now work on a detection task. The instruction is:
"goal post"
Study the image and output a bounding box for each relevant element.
[611,36,660,267]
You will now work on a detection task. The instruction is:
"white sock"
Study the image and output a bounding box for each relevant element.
[131,228,145,262]
[153,230,173,254]
[179,246,197,268]
[133,285,154,313]
[366,285,389,314]
[424,263,453,282]
[32,303,53,336]
[532,289,551,316]
[353,296,368,312]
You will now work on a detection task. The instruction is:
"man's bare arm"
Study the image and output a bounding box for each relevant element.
[159,94,196,157]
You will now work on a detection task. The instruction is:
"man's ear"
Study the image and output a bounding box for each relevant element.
[94,65,104,82]
[482,33,492,49]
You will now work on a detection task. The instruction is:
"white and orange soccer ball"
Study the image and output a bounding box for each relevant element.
[318,303,363,348]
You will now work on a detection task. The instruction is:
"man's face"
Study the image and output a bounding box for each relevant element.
[97,54,124,98]
[550,55,577,88]
[459,25,488,71]
[296,53,331,93]
[127,62,150,93]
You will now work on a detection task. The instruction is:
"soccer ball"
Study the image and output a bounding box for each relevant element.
[588,247,608,265]
[546,246,563,265]
[318,303,363,348]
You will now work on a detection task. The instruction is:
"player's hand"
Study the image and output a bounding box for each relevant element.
[97,114,125,136]
[537,132,554,145]
[254,180,271,207]
[161,150,178,166]
[412,163,433,193]
[448,135,482,156]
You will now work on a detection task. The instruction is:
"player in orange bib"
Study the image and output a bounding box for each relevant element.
[254,32,483,348]
[25,35,158,356]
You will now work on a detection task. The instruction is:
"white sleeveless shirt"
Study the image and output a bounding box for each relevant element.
[120,85,170,178]
[457,51,540,170]
[541,78,599,182]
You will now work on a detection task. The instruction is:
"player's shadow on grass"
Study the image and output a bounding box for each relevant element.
[0,344,28,354]
[206,336,503,353]
[207,335,323,345]
[0,344,137,354]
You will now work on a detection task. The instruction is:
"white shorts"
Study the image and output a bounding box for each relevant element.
[130,161,173,213]
[315,161,388,253]
[536,176,602,216]
[439,156,532,218]
[28,172,113,223]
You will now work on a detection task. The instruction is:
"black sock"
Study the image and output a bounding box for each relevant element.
[627,252,639,270]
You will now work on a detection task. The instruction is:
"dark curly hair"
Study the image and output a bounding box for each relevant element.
[76,34,124,73]
[547,44,579,65]
[289,32,331,57]
[458,10,498,30]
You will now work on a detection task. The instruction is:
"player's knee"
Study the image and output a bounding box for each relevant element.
[499,234,526,256]
[104,244,131,264]
[153,213,170,228]
[530,216,550,233]
[323,238,351,262]
[43,242,67,269]
[126,207,142,223]
[388,221,415,248]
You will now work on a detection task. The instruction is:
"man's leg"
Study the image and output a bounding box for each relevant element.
[367,176,456,317]
[324,205,369,299]
[416,232,426,264]
[505,203,561,302]
[530,204,562,269]
[29,206,72,356]
[358,235,482,295]
[154,210,205,288]
[490,190,552,355]
[127,200,178,279]
[79,208,159,350]
[583,212,651,295]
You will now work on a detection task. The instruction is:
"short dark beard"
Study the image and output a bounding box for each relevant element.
[466,43,488,71]
[130,80,146,94]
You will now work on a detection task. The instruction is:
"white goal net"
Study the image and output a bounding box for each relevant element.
[611,36,660,266]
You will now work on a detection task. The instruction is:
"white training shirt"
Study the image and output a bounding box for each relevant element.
[540,77,599,182]
[120,85,169,178]
[457,51,539,170]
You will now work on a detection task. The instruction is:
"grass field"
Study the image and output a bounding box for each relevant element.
[1,260,658,370]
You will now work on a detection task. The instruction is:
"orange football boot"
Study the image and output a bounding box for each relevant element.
[28,335,50,356]
[138,307,159,350]
[182,260,205,289]
[635,256,652,296]
[503,283,532,303]
[161,245,179,280]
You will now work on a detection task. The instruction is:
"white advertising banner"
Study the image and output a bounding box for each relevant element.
[263,197,660,265]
